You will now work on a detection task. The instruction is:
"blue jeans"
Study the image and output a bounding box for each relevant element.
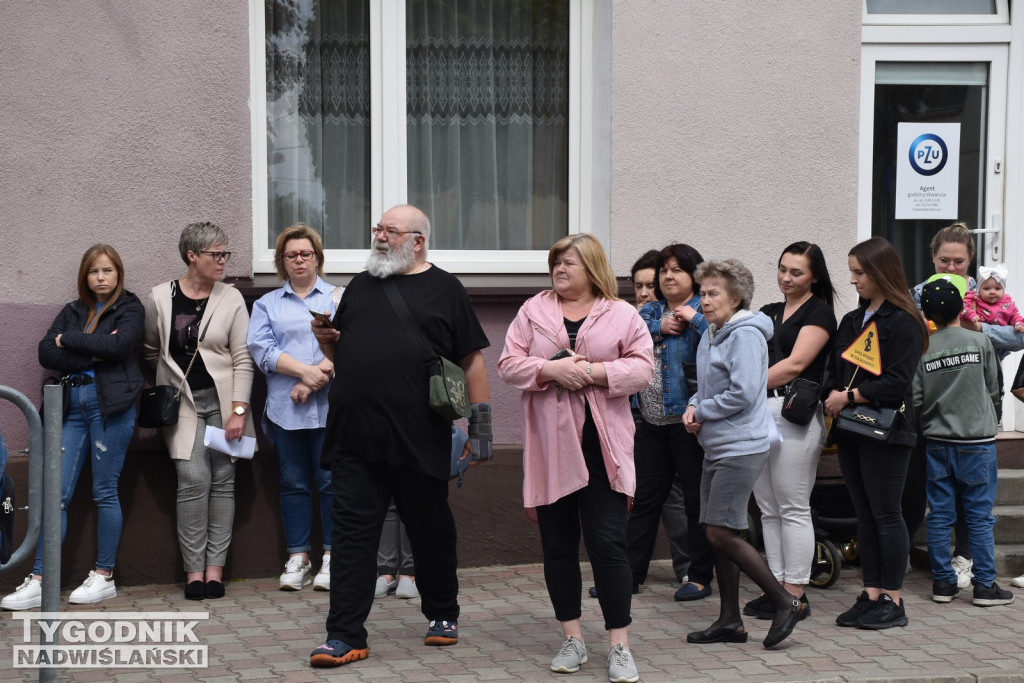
[925,440,998,586]
[981,323,1024,358]
[268,421,332,554]
[34,383,135,575]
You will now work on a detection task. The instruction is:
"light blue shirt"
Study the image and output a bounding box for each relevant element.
[247,276,341,432]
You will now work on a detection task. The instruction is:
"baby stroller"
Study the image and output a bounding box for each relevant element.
[807,474,859,588]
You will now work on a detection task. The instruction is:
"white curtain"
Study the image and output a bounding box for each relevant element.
[406,0,570,250]
[266,0,371,250]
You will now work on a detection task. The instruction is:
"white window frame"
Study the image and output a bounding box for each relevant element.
[862,0,1009,27]
[249,0,594,274]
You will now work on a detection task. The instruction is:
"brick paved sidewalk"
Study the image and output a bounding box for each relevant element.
[1,560,1022,682]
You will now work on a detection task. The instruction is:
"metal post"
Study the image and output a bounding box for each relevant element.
[40,383,62,683]
[0,386,43,571]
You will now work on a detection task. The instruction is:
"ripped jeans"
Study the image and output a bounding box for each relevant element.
[33,382,135,575]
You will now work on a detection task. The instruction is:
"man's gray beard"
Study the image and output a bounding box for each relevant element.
[366,237,417,278]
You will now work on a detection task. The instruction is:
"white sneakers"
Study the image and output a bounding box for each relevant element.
[313,554,330,591]
[279,556,312,591]
[281,554,330,591]
[1,576,42,610]
[396,576,419,599]
[2,571,117,610]
[374,575,398,598]
[375,575,418,599]
[69,570,117,604]
[952,554,974,590]
[1011,575,1024,589]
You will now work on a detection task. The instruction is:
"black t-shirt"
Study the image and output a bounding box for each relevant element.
[760,297,837,383]
[169,282,215,391]
[322,266,489,479]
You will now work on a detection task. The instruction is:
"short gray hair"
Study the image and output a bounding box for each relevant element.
[387,204,431,247]
[179,221,229,264]
[694,258,755,310]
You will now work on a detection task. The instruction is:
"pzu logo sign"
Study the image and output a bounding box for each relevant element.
[908,133,949,176]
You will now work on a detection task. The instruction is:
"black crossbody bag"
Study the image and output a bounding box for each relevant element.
[380,279,471,420]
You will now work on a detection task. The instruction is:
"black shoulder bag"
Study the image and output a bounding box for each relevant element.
[380,278,471,420]
[138,289,214,428]
[772,311,822,426]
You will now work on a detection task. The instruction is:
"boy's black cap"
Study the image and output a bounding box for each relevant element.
[920,277,963,324]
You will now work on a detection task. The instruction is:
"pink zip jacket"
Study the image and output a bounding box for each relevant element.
[961,290,1024,327]
[498,290,654,509]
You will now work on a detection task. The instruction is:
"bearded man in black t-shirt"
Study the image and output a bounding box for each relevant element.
[308,205,492,668]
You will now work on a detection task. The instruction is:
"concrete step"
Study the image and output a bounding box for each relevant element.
[912,505,1024,548]
[912,543,1024,578]
[996,468,1024,506]
[995,544,1024,578]
[995,505,1024,544]
[996,434,1024,468]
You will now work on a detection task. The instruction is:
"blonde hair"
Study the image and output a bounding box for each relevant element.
[274,223,325,280]
[930,222,976,260]
[547,234,619,301]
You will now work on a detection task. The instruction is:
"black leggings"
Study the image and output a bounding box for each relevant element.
[536,407,632,631]
[839,436,912,591]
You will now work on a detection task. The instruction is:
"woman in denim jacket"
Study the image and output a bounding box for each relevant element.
[628,244,716,602]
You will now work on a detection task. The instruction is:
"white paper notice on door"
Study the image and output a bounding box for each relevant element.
[895,122,960,220]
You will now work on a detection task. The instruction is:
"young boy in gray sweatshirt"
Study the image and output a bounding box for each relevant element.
[913,274,1013,607]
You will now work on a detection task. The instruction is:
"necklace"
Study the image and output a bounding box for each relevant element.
[194,297,209,313]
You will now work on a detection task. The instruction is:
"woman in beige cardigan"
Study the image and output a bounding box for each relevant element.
[144,221,254,601]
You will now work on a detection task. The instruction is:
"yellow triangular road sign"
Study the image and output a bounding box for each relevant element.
[840,320,883,376]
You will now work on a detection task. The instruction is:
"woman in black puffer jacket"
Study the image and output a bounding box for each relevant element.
[1,244,144,612]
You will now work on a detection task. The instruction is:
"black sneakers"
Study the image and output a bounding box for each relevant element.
[932,579,960,603]
[972,582,1015,607]
[855,593,908,630]
[835,591,874,627]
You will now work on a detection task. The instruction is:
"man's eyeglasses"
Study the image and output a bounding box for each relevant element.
[200,251,232,262]
[283,250,316,262]
[371,225,422,239]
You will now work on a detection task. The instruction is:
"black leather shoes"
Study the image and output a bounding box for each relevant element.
[763,599,802,648]
[205,580,225,599]
[184,581,205,601]
[686,622,747,644]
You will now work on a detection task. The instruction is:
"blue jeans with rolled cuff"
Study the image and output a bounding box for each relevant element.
[267,421,332,554]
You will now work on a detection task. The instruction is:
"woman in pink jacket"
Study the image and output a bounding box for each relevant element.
[498,234,654,683]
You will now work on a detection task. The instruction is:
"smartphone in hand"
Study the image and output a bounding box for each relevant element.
[549,349,572,360]
[309,309,333,325]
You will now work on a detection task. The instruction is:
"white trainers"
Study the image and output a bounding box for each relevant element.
[279,556,312,591]
[952,554,974,590]
[396,576,419,599]
[607,643,639,683]
[374,576,397,598]
[313,555,330,591]
[1011,575,1024,589]
[69,571,117,604]
[1,576,42,611]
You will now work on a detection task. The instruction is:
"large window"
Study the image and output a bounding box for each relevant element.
[254,0,590,274]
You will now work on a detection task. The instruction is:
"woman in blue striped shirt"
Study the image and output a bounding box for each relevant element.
[248,224,341,591]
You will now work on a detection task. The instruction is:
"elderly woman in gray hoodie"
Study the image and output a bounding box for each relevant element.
[682,259,804,650]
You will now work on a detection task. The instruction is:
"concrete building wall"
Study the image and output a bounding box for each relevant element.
[609,1,863,313]
[0,1,252,443]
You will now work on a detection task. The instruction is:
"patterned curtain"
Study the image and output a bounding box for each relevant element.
[266,0,371,250]
[406,0,569,250]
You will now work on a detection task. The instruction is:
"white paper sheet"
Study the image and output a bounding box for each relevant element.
[203,426,257,460]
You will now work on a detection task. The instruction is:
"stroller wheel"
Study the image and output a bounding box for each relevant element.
[809,539,840,589]
[839,539,859,564]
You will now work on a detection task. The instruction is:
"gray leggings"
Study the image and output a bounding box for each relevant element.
[174,386,236,573]
[376,499,414,575]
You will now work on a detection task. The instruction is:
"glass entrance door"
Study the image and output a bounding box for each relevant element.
[859,45,1008,282]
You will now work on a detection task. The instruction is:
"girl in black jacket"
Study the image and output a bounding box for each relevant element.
[822,237,928,631]
[1,245,144,611]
